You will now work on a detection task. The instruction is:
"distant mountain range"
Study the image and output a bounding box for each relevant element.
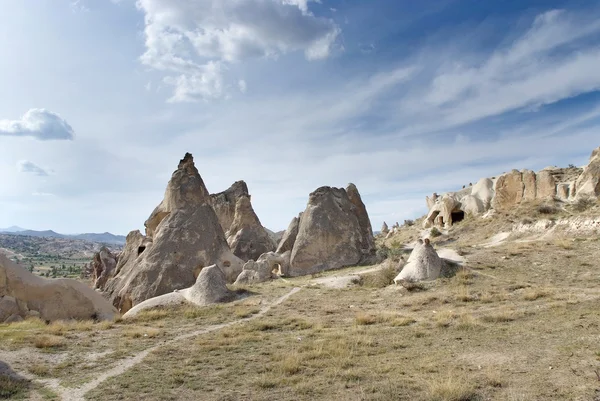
[0,227,126,245]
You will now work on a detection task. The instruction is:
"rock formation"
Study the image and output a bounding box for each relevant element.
[381,222,389,235]
[346,183,376,259]
[284,184,375,276]
[276,213,301,254]
[422,146,600,229]
[210,181,249,234]
[393,239,442,283]
[575,146,600,198]
[122,265,237,319]
[226,195,277,262]
[234,251,291,285]
[102,153,244,313]
[0,253,117,322]
[90,247,118,289]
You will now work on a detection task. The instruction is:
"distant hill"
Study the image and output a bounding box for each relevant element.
[0,228,126,245]
[0,226,28,233]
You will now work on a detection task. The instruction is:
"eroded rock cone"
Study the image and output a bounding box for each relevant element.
[346,183,376,259]
[226,196,277,262]
[288,185,375,276]
[210,181,250,234]
[122,265,236,319]
[90,247,118,289]
[393,239,442,283]
[0,253,117,322]
[276,213,301,254]
[102,153,243,313]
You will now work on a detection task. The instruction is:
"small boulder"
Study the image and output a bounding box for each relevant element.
[122,265,237,319]
[0,296,20,322]
[234,251,291,285]
[393,239,442,283]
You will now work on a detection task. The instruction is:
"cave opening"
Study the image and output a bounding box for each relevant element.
[451,211,465,224]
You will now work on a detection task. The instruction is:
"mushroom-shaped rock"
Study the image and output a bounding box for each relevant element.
[122,265,237,319]
[393,239,442,283]
[0,253,117,322]
[226,196,277,262]
[102,153,244,313]
[234,251,291,285]
[575,146,600,199]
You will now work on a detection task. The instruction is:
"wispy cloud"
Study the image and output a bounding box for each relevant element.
[17,160,51,176]
[0,109,75,141]
[136,0,341,101]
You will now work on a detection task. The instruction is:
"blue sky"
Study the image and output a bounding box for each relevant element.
[1,0,599,234]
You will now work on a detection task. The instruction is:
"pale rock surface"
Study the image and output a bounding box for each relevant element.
[346,183,376,260]
[0,253,117,322]
[234,251,291,285]
[288,185,373,276]
[276,213,301,254]
[575,146,600,198]
[381,222,389,234]
[493,170,524,210]
[210,181,249,234]
[522,169,537,201]
[470,178,495,209]
[226,196,277,262]
[102,153,243,313]
[90,247,118,289]
[536,170,557,200]
[122,265,237,319]
[393,239,442,283]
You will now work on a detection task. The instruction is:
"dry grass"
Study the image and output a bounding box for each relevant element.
[426,376,479,401]
[34,335,65,349]
[123,327,162,339]
[0,375,29,399]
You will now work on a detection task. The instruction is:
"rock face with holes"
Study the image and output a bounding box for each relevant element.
[420,146,600,229]
[575,146,600,198]
[226,196,277,262]
[122,265,237,319]
[393,239,442,283]
[90,247,119,289]
[0,253,117,322]
[234,251,291,285]
[284,184,376,276]
[102,153,244,313]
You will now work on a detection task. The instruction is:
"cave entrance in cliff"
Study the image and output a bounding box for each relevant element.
[451,211,465,224]
[137,246,146,256]
[429,211,440,227]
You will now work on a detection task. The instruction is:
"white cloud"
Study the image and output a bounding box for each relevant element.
[136,0,340,101]
[238,79,247,94]
[17,160,51,176]
[0,109,75,141]
[406,9,600,129]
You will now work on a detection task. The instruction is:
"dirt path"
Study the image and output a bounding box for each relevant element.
[10,287,302,401]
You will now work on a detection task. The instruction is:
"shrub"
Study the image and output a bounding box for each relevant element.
[537,204,558,215]
[430,227,442,238]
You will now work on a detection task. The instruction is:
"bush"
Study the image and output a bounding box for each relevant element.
[430,227,442,238]
[537,204,558,215]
